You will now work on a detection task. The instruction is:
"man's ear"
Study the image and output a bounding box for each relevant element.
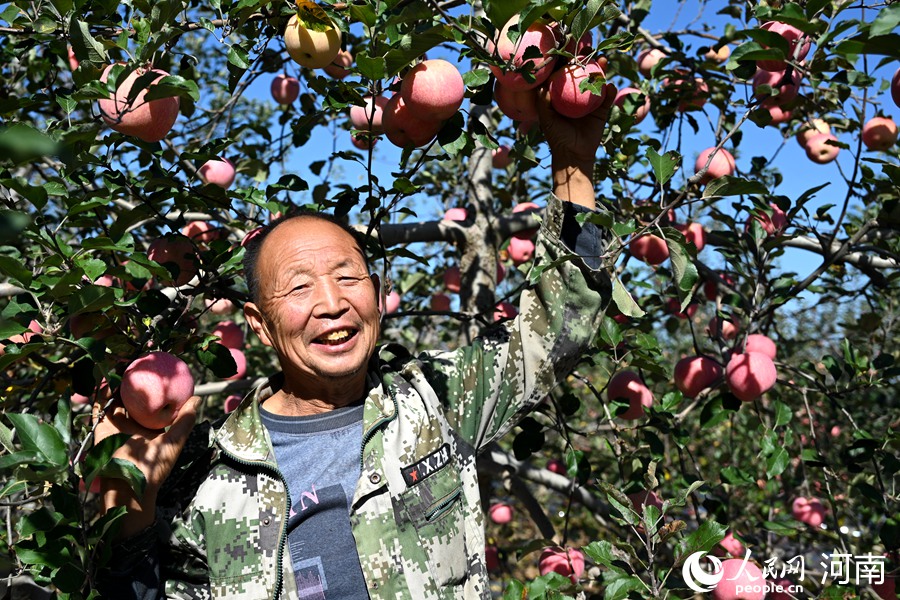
[370,273,382,314]
[243,301,273,348]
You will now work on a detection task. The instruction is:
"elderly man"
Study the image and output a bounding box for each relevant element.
[98,84,616,599]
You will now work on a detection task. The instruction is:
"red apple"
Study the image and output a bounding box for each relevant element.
[147,234,198,287]
[707,317,739,340]
[489,503,513,524]
[862,116,898,151]
[796,118,830,148]
[212,320,244,349]
[382,93,443,148]
[225,347,247,381]
[443,266,461,293]
[485,545,500,572]
[726,352,777,401]
[512,201,540,239]
[507,237,534,265]
[400,59,465,120]
[443,207,467,222]
[198,157,236,189]
[98,64,180,142]
[350,132,377,150]
[757,21,810,72]
[607,370,653,420]
[674,356,722,398]
[547,459,566,474]
[666,298,698,320]
[614,87,651,124]
[67,46,79,70]
[383,291,401,314]
[538,546,585,583]
[181,221,221,244]
[430,293,451,311]
[205,297,236,315]
[349,95,389,134]
[711,558,766,600]
[493,301,517,322]
[676,222,706,251]
[718,530,745,557]
[752,68,800,107]
[746,202,787,235]
[493,81,540,122]
[745,334,777,359]
[769,578,794,600]
[548,60,608,119]
[791,496,826,527]
[15,319,43,344]
[804,132,840,163]
[323,49,353,79]
[284,13,341,69]
[695,147,736,183]
[628,489,663,513]
[630,233,669,265]
[766,104,792,125]
[224,394,242,413]
[492,145,511,168]
[637,48,666,78]
[892,67,900,108]
[270,74,300,105]
[872,575,897,600]
[488,15,556,91]
[120,351,195,430]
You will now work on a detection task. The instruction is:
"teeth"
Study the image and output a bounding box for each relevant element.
[321,329,351,343]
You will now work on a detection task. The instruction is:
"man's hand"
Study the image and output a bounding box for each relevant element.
[94,395,201,539]
[537,81,617,208]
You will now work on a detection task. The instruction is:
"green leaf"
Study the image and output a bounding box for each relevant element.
[766,447,789,477]
[356,54,384,81]
[871,4,900,37]
[666,233,699,300]
[677,519,726,560]
[645,147,680,186]
[96,457,147,497]
[612,276,645,318]
[603,569,645,600]
[462,69,491,88]
[145,75,201,102]
[68,285,116,315]
[834,34,900,59]
[702,176,768,198]
[7,414,67,466]
[501,579,526,600]
[726,41,785,70]
[197,341,238,378]
[0,255,32,287]
[583,540,617,568]
[572,0,604,44]
[0,125,59,166]
[68,15,107,64]
[0,420,15,453]
[384,26,453,76]
[227,44,251,69]
[773,400,792,428]
[0,450,45,471]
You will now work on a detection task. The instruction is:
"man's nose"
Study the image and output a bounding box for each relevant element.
[312,278,347,316]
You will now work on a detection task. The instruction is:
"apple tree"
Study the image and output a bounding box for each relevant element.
[0,0,898,598]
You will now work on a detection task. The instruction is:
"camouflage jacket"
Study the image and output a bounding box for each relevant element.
[107,196,611,600]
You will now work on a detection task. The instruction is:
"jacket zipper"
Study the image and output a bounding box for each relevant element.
[358,379,399,471]
[425,487,462,521]
[219,449,292,600]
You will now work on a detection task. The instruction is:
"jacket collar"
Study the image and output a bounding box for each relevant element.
[214,351,399,462]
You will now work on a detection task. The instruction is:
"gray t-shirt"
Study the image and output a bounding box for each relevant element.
[260,402,369,600]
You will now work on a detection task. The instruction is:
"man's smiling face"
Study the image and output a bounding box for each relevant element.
[245,217,380,393]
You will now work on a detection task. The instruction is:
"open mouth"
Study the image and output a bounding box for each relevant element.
[314,328,358,346]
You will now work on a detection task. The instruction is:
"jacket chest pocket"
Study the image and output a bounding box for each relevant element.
[399,461,468,586]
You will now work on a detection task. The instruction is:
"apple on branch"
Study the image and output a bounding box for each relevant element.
[271,74,300,105]
[120,351,195,430]
[98,64,180,143]
[283,10,341,69]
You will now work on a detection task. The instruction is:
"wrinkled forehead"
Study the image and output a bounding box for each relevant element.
[258,216,369,273]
